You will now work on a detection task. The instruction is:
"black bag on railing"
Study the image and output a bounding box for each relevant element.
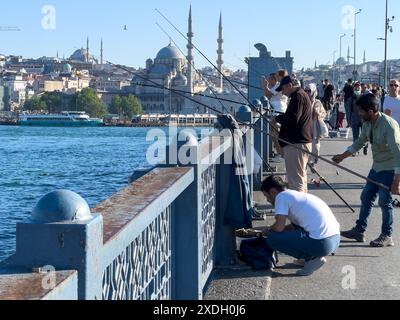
[239,237,278,271]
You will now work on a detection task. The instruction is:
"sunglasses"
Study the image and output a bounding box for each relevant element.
[304,89,311,93]
[390,84,399,87]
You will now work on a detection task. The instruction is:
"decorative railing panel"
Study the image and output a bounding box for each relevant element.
[200,164,217,280]
[102,205,172,300]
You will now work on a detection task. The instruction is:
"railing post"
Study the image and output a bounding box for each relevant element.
[214,107,254,266]
[167,132,203,300]
[215,159,237,266]
[3,190,103,300]
[236,106,254,201]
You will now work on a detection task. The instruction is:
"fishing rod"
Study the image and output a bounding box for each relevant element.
[155,9,391,192]
[308,163,355,213]
[106,60,277,172]
[155,8,256,110]
[155,22,231,116]
[197,72,264,91]
[131,82,247,106]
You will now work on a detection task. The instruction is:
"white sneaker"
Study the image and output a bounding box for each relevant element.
[296,257,327,276]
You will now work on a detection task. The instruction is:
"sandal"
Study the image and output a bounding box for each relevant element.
[235,228,263,238]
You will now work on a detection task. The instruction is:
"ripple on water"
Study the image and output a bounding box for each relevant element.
[0,126,205,262]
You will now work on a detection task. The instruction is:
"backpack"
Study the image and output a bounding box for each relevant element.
[239,237,278,270]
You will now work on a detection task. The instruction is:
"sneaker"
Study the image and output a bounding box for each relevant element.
[370,234,395,247]
[296,257,327,276]
[341,227,366,243]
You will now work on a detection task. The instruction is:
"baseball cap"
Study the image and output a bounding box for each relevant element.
[275,76,294,92]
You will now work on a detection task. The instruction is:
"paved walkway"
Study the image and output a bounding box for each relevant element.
[205,135,400,300]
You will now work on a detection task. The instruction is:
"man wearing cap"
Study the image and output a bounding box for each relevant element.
[274,76,313,193]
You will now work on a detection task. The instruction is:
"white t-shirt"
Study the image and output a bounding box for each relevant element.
[383,96,400,125]
[274,190,340,240]
[270,83,288,114]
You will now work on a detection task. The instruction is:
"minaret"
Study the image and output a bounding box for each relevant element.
[86,37,90,63]
[100,38,104,65]
[186,5,194,94]
[314,60,317,69]
[217,12,224,90]
[363,50,366,64]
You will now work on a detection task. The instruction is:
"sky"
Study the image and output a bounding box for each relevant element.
[1,0,400,71]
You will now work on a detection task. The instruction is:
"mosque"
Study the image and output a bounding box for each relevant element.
[131,6,242,115]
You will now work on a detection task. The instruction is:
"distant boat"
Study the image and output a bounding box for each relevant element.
[18,111,104,127]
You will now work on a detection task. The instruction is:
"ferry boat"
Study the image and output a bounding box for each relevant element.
[18,112,104,127]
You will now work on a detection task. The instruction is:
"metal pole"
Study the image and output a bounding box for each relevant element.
[354,9,362,80]
[354,13,357,78]
[339,34,346,88]
[384,0,389,91]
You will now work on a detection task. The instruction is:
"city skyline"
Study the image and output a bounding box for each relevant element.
[1,1,400,70]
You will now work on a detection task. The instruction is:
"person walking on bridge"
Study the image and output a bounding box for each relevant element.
[333,93,400,247]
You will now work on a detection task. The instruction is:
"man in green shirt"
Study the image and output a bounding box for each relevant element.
[333,93,400,247]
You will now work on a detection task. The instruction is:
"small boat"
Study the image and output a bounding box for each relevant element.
[18,111,104,127]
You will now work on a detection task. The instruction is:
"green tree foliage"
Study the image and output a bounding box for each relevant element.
[40,92,62,113]
[109,94,143,119]
[23,96,47,112]
[76,88,107,117]
[109,95,123,116]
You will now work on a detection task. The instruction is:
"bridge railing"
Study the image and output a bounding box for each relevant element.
[0,109,255,300]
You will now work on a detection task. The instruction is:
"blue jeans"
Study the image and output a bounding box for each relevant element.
[344,98,352,124]
[356,169,395,236]
[266,230,340,261]
[352,123,362,142]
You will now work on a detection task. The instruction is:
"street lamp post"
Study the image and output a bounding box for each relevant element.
[353,9,362,80]
[339,33,346,89]
[383,0,395,91]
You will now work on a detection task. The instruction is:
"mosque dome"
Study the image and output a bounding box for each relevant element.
[156,44,185,61]
[63,63,72,73]
[172,73,188,86]
[70,48,98,63]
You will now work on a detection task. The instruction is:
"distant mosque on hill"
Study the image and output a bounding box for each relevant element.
[131,6,246,115]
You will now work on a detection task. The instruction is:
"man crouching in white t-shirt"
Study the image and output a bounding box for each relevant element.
[261,176,341,276]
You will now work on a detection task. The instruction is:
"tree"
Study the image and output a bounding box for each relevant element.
[109,95,123,117]
[76,88,107,117]
[40,92,62,113]
[121,95,143,119]
[24,96,47,112]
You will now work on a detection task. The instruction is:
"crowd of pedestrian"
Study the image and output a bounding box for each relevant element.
[246,72,400,277]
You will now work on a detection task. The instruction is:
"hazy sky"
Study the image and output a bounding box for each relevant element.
[0,0,399,70]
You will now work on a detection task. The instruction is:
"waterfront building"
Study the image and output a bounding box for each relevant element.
[0,74,27,110]
[0,85,5,111]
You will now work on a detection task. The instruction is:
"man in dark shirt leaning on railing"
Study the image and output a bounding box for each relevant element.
[274,76,313,193]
